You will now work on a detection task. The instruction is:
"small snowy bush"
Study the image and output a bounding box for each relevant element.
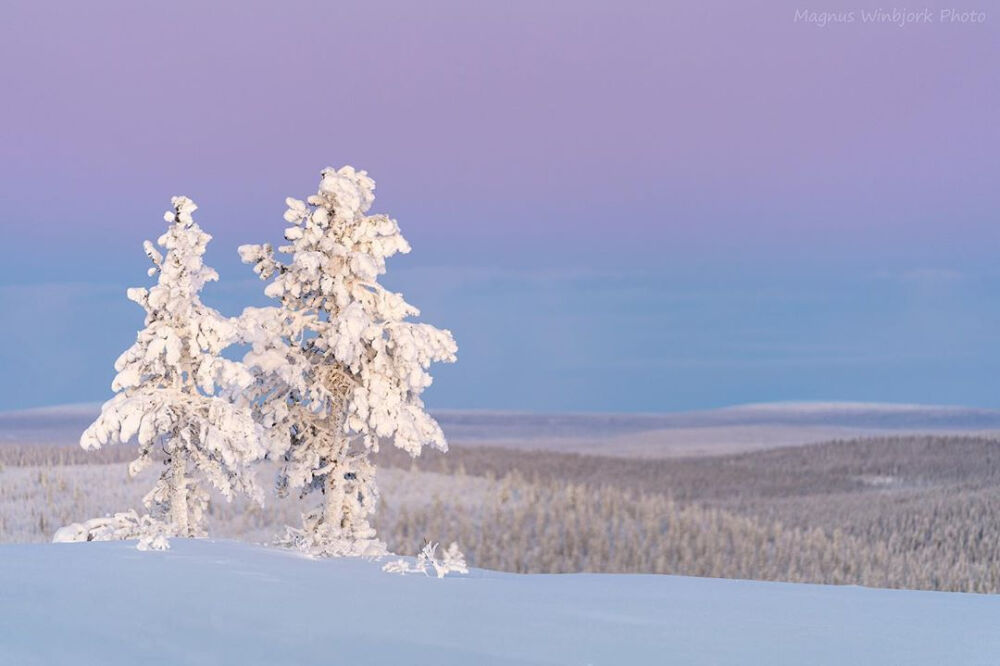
[382,542,468,578]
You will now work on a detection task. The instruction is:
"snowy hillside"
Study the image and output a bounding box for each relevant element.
[1,540,998,666]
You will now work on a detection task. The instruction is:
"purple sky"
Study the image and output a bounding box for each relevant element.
[0,1,997,411]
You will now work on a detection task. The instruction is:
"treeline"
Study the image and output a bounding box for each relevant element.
[377,470,1000,592]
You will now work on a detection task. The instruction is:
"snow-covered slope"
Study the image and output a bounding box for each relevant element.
[1,540,997,665]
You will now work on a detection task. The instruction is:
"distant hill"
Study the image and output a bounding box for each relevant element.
[4,401,1000,457]
[436,401,1000,434]
[433,402,1000,456]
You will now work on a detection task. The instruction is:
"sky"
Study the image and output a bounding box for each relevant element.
[0,0,997,412]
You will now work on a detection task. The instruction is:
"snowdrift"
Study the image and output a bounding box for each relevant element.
[1,540,998,665]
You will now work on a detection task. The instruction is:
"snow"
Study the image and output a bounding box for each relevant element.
[1,540,998,665]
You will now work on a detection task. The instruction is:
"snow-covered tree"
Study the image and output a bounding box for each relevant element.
[56,197,272,546]
[239,166,457,557]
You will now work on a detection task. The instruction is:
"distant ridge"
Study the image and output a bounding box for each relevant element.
[6,401,1000,454]
[433,401,1000,436]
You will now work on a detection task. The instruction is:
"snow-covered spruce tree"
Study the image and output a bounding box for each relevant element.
[239,166,457,557]
[55,197,271,547]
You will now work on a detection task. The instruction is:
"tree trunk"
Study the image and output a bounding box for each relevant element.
[323,423,350,528]
[323,466,347,531]
[169,454,189,536]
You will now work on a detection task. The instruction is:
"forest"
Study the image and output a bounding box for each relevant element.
[5,434,999,593]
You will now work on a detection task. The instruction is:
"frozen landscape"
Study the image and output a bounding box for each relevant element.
[2,539,999,666]
[6,412,1000,592]
[2,1,996,662]
[3,184,999,660]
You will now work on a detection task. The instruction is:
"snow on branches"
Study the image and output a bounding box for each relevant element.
[55,169,458,562]
[53,510,170,551]
[58,197,275,548]
[239,166,457,557]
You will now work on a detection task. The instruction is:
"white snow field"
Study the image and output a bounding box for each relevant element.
[2,540,998,666]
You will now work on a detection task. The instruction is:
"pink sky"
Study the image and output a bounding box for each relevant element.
[1,1,995,253]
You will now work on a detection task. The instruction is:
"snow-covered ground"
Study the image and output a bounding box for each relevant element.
[1,540,998,665]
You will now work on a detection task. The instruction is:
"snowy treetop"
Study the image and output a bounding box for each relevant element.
[239,166,457,457]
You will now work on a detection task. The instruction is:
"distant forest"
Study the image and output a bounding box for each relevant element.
[3,435,1000,593]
